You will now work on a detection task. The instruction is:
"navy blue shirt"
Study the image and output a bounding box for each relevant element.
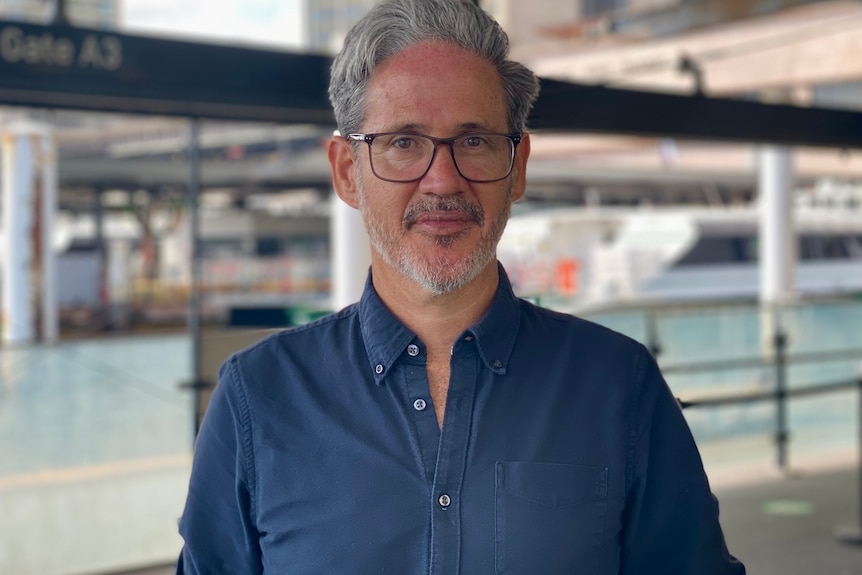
[178,265,744,574]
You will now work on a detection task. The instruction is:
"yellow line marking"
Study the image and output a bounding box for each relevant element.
[0,453,192,491]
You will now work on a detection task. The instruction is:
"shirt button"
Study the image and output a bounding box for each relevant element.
[438,494,451,508]
[493,359,503,368]
[464,336,473,341]
[407,344,420,357]
[375,364,384,374]
[413,398,426,411]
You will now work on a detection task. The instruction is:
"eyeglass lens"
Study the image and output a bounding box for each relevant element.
[367,133,514,183]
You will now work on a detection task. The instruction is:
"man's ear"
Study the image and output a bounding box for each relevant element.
[511,132,530,203]
[328,136,360,209]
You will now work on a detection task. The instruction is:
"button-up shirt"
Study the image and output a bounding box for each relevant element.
[178,265,744,574]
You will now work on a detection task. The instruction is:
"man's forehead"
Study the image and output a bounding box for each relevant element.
[372,42,497,81]
[362,42,509,133]
[375,121,502,134]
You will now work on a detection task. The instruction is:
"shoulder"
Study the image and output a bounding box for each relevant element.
[517,298,647,357]
[220,304,362,384]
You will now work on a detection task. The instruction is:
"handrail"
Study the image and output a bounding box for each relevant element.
[662,347,862,374]
[575,295,862,544]
[679,377,860,409]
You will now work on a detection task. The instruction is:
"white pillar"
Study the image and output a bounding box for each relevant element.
[2,128,35,344]
[1,122,56,346]
[39,133,58,344]
[108,239,133,330]
[757,146,795,472]
[330,192,371,310]
[758,146,795,305]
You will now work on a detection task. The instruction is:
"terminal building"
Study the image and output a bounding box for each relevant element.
[1,3,862,575]
[1,0,862,342]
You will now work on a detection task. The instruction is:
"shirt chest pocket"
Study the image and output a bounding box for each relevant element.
[495,462,608,575]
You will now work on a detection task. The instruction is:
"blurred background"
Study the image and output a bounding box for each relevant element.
[0,0,861,573]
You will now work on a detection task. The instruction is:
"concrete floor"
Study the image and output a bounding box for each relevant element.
[717,466,862,575]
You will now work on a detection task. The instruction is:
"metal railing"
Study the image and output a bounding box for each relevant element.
[616,300,862,545]
[665,330,862,470]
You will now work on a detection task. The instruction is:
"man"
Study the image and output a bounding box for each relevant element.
[177,0,745,573]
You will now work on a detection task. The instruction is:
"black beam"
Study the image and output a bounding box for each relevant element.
[0,21,334,124]
[3,21,862,149]
[531,78,862,149]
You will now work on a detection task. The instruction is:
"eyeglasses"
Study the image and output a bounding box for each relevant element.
[346,132,521,183]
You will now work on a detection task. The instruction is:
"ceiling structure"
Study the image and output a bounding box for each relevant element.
[1,16,862,211]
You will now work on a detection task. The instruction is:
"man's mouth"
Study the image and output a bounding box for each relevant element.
[404,197,484,232]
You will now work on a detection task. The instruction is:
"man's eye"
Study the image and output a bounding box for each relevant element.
[392,137,416,149]
[464,136,486,148]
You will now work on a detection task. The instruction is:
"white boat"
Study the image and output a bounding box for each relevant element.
[498,202,862,305]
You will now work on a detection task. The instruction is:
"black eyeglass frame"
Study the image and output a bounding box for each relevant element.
[345,131,522,183]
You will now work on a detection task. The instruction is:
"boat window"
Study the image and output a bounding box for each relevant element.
[676,234,862,267]
[799,235,851,260]
[675,236,757,266]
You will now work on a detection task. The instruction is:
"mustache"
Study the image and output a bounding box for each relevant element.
[403,196,485,228]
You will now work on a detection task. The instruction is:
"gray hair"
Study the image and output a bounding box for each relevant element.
[328,0,540,137]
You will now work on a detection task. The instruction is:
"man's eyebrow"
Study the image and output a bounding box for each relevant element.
[376,122,499,134]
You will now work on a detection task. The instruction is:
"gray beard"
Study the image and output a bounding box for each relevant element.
[358,177,512,296]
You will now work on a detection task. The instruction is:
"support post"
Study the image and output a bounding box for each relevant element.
[94,188,109,323]
[774,325,789,471]
[835,376,862,544]
[53,0,70,26]
[39,133,58,344]
[2,128,34,345]
[330,192,370,310]
[2,122,56,346]
[645,311,662,360]
[187,119,205,439]
[758,145,794,473]
[759,146,795,305]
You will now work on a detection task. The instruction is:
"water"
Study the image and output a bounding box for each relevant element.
[584,300,862,443]
[0,334,193,575]
[0,335,192,475]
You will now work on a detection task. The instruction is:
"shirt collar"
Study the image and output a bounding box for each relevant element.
[358,271,421,385]
[358,262,522,385]
[467,262,521,376]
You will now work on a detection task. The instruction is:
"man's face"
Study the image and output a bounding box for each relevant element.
[335,41,529,295]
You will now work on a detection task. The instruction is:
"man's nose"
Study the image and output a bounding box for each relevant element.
[419,144,466,192]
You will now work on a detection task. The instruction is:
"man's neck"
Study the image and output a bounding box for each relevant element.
[371,258,499,353]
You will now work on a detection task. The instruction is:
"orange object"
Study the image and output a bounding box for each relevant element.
[556,259,579,296]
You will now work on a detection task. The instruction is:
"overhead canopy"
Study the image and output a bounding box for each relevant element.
[1,20,862,148]
[0,21,333,123]
[531,79,862,150]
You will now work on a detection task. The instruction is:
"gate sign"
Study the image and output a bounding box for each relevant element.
[0,21,335,124]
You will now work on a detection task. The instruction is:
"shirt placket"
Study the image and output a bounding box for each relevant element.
[404,343,441,489]
[429,341,478,575]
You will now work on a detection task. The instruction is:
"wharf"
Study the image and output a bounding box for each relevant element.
[717,465,862,574]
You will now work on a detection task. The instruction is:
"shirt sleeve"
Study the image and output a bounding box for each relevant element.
[177,357,263,574]
[620,347,746,575]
